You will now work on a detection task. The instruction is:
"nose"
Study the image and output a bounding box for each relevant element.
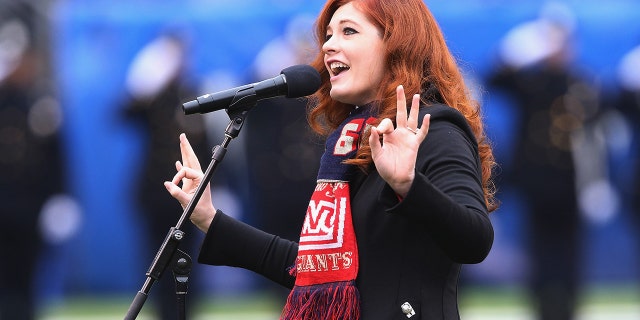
[322,35,338,54]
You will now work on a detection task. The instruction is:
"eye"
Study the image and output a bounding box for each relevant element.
[343,27,357,35]
[324,33,333,42]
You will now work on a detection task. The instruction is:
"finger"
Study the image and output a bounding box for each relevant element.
[164,180,182,197]
[171,165,204,186]
[171,167,187,186]
[180,133,201,171]
[417,114,431,140]
[395,85,408,128]
[408,94,420,128]
[376,118,395,135]
[181,166,205,180]
[173,160,186,184]
[179,134,190,168]
[164,181,189,206]
[369,126,382,156]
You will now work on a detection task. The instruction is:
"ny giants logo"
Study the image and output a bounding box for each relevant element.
[299,182,347,251]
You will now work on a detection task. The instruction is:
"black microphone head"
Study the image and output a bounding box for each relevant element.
[281,65,321,98]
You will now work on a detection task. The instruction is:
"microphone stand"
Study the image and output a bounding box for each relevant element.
[125,106,251,320]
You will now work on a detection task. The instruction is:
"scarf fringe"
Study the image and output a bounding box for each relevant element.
[280,281,360,320]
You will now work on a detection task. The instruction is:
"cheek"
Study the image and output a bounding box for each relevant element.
[367,58,386,86]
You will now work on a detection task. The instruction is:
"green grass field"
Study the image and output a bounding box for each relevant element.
[38,285,640,319]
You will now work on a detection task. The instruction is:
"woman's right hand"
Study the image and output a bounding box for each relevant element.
[164,133,216,233]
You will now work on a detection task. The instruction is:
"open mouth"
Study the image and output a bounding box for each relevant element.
[330,61,350,76]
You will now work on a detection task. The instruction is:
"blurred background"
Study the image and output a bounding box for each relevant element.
[1,0,640,319]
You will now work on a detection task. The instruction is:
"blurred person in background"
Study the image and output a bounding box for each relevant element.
[243,13,325,301]
[486,3,602,319]
[0,1,77,319]
[165,0,497,318]
[120,32,209,320]
[612,42,640,270]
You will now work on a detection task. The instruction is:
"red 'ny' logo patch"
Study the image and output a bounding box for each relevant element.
[299,182,347,251]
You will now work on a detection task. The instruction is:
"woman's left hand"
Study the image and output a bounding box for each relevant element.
[369,85,430,198]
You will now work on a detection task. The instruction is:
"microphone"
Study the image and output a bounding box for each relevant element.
[183,64,321,114]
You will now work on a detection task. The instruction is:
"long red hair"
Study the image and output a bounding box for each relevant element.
[307,0,497,212]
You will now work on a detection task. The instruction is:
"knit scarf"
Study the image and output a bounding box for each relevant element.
[280,106,376,320]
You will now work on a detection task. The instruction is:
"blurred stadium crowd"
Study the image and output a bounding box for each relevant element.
[1,0,640,319]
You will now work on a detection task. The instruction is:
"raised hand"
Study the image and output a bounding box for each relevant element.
[164,133,216,232]
[369,85,431,197]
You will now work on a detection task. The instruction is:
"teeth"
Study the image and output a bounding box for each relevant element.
[331,62,349,69]
[330,61,350,74]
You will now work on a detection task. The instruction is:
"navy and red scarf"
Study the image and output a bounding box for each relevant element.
[281,105,377,320]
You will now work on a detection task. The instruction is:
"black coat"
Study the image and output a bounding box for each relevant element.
[197,104,493,319]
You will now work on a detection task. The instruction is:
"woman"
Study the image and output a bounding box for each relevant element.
[165,0,497,319]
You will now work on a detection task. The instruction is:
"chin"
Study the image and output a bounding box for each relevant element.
[330,90,359,106]
[329,91,348,104]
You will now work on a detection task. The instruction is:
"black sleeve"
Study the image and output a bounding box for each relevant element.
[197,211,298,288]
[383,105,493,264]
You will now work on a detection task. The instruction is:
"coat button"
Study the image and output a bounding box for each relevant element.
[401,302,416,318]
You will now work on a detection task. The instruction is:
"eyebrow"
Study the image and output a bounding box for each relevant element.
[327,18,360,32]
[338,19,357,25]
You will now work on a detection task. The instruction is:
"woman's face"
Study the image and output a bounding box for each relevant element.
[323,2,386,106]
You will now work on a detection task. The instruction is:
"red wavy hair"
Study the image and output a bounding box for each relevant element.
[307,0,497,212]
